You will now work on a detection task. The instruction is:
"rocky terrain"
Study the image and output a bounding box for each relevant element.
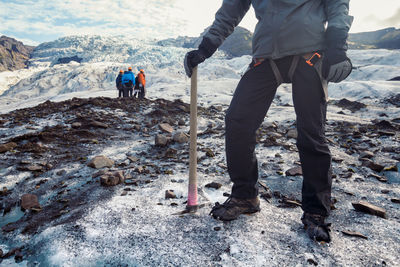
[0,36,35,72]
[0,95,399,265]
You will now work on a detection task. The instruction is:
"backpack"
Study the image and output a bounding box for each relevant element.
[122,72,133,85]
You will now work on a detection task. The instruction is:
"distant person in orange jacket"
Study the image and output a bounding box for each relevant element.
[136,69,146,99]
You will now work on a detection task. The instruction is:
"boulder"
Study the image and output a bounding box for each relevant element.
[173,131,189,143]
[88,155,114,169]
[21,194,40,211]
[155,134,168,147]
[0,142,17,153]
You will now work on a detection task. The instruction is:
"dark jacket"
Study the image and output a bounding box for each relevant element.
[203,0,353,59]
[116,73,123,87]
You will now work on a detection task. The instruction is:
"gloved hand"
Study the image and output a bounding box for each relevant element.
[184,37,217,77]
[322,27,352,83]
[322,48,352,83]
[184,49,208,78]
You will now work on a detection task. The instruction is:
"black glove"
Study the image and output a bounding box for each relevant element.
[322,48,352,83]
[184,50,207,78]
[184,37,217,77]
[322,27,352,83]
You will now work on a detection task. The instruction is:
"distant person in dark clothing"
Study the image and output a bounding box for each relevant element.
[116,70,124,97]
[133,76,140,99]
[121,67,135,97]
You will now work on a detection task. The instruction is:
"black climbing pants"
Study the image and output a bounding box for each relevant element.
[226,55,332,216]
[117,84,123,97]
[122,84,132,98]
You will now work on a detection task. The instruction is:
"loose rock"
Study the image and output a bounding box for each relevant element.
[342,230,368,239]
[127,156,139,163]
[178,119,186,126]
[285,166,302,176]
[71,122,82,128]
[205,182,222,189]
[88,155,114,169]
[155,134,168,147]
[159,123,173,133]
[336,98,367,112]
[359,151,374,159]
[173,131,189,143]
[21,194,41,211]
[164,148,177,158]
[352,201,387,218]
[286,128,298,139]
[204,148,215,157]
[0,142,17,153]
[100,171,125,186]
[165,190,176,199]
[369,173,387,183]
[391,198,400,204]
[89,120,108,128]
[361,159,385,172]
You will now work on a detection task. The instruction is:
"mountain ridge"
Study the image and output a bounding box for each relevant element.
[348,27,400,49]
[0,36,35,72]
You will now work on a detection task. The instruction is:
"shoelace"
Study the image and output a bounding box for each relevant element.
[209,197,233,215]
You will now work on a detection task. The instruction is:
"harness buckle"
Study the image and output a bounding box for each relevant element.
[306,52,321,66]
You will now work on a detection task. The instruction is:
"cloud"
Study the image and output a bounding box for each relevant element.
[3,0,396,44]
[383,8,400,25]
[0,0,190,44]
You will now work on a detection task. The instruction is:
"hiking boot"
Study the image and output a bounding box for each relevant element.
[301,212,331,242]
[210,197,260,221]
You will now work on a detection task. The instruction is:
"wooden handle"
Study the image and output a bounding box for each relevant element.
[187,67,198,207]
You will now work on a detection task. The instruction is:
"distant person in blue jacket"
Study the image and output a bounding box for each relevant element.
[116,70,124,97]
[121,67,135,97]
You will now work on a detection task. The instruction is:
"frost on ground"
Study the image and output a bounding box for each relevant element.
[0,36,399,266]
[0,95,399,266]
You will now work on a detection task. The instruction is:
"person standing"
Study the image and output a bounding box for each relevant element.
[121,67,135,97]
[184,0,353,242]
[136,69,146,99]
[116,70,124,97]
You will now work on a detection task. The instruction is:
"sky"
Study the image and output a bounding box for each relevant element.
[0,0,399,45]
